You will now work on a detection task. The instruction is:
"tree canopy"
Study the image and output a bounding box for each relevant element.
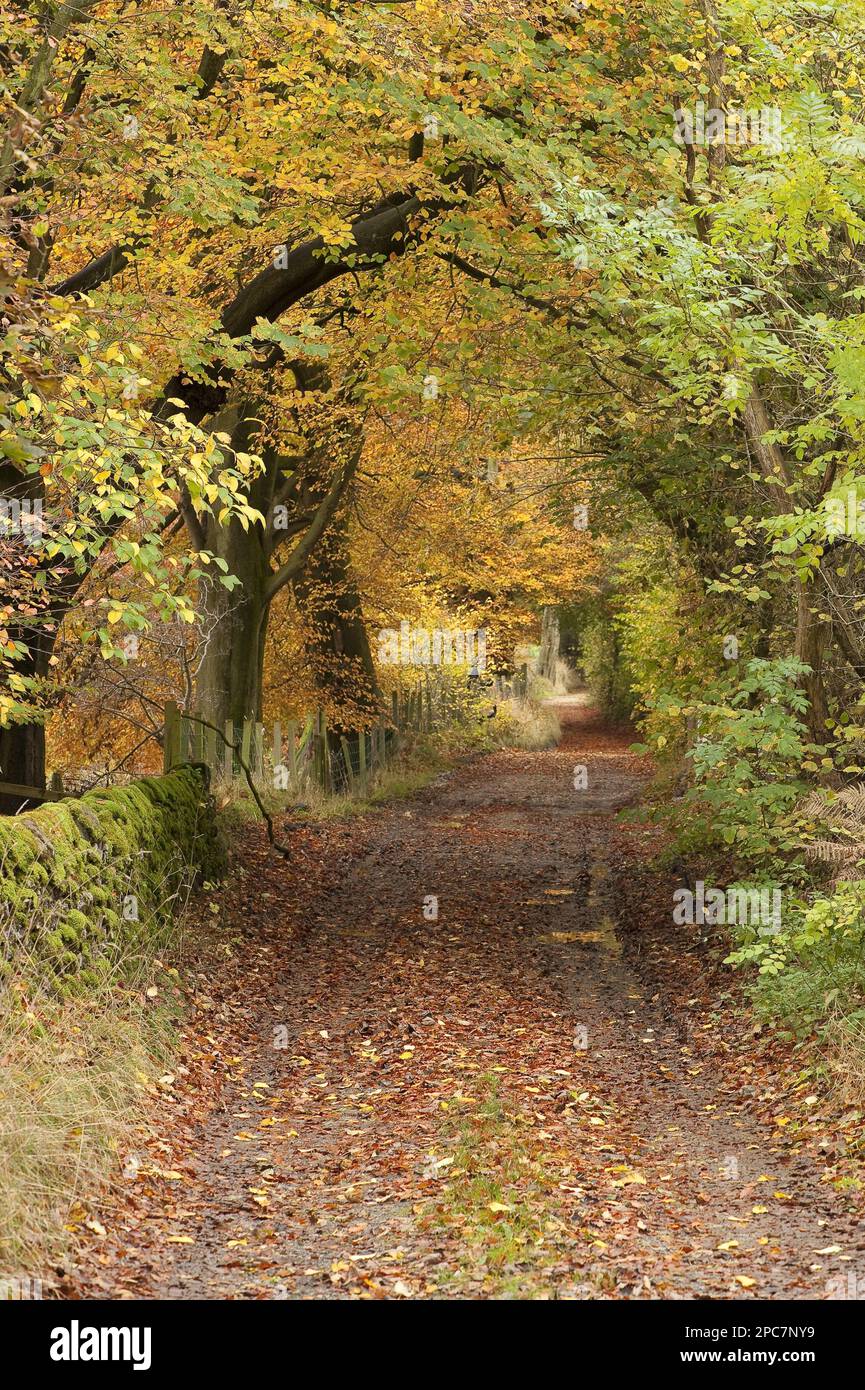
[2,0,865,783]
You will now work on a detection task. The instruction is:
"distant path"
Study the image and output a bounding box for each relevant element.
[68,697,864,1299]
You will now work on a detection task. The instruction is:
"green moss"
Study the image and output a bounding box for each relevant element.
[0,765,225,988]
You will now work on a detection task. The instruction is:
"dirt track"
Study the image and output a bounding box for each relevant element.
[68,698,865,1300]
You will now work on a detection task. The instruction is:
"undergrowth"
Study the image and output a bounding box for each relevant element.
[0,923,185,1281]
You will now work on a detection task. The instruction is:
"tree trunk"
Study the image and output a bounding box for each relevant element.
[0,718,46,812]
[195,514,271,728]
[0,620,51,809]
[192,393,363,733]
[538,606,560,685]
[795,574,830,742]
[0,462,52,809]
[293,523,379,733]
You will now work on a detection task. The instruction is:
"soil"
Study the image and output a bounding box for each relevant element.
[64,697,865,1300]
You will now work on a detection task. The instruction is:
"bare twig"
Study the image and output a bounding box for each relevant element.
[181,712,290,860]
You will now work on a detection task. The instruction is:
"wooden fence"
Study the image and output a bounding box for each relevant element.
[162,665,528,794]
[0,771,66,808]
[0,665,529,812]
[163,679,434,794]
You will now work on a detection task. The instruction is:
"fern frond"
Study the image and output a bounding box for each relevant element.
[805,839,865,865]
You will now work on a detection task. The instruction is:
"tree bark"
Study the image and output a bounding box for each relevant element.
[0,459,55,806]
[538,606,560,685]
[292,522,379,735]
[192,393,363,727]
[0,705,46,812]
[795,574,831,741]
[195,514,271,728]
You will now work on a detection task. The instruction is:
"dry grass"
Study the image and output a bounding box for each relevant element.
[0,987,178,1279]
[497,697,561,750]
[0,871,187,1284]
[823,1011,865,1116]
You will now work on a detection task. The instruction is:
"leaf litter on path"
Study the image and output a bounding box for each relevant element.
[65,700,864,1301]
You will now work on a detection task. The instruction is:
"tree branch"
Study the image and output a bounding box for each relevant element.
[263,445,361,603]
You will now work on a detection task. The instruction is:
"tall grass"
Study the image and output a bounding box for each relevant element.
[0,862,189,1283]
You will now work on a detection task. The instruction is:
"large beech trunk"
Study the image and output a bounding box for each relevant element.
[0,464,52,810]
[0,713,47,813]
[195,513,271,729]
[192,390,363,733]
[0,623,50,809]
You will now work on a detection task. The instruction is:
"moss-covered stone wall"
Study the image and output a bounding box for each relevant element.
[0,765,225,987]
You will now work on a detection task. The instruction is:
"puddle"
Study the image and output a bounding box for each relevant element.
[538,915,621,956]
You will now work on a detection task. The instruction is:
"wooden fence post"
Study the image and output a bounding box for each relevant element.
[391,690,401,752]
[273,721,282,783]
[181,713,192,763]
[313,709,329,791]
[377,716,386,767]
[163,701,179,772]
[205,722,217,774]
[339,735,354,790]
[240,716,252,776]
[286,719,297,784]
[321,709,330,791]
